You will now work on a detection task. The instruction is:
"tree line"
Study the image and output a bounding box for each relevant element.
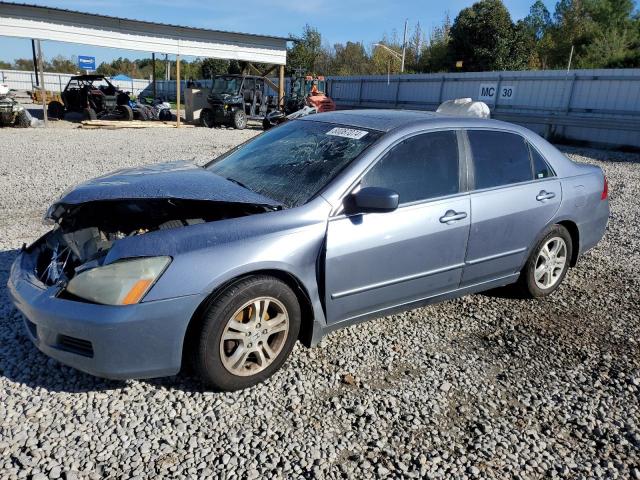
[1,0,638,77]
[0,55,236,80]
[288,0,639,75]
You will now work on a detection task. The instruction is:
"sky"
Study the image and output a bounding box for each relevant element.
[0,0,556,66]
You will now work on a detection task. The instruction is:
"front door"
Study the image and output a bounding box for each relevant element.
[324,130,471,324]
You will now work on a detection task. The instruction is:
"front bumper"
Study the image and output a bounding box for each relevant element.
[7,248,204,380]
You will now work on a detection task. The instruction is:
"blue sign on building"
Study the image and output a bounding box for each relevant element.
[78,56,96,71]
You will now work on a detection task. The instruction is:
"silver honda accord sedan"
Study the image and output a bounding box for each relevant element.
[8,109,609,390]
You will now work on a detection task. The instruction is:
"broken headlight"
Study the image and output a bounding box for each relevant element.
[66,256,171,305]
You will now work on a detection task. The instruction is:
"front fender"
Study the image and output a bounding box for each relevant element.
[140,215,329,328]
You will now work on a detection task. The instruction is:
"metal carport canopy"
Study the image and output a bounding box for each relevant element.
[0,2,289,64]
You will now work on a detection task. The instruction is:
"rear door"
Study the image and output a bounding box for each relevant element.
[461,130,561,286]
[324,130,471,324]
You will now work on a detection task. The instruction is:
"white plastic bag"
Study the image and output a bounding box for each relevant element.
[436,98,490,119]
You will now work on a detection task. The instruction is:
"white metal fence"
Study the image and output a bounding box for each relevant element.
[3,67,639,147]
[0,69,150,96]
[326,69,640,148]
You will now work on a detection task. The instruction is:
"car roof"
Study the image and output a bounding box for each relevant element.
[71,75,106,80]
[302,108,526,134]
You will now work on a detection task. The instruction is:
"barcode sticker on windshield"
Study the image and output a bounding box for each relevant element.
[326,127,368,139]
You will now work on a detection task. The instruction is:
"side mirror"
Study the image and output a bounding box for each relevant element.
[346,186,399,214]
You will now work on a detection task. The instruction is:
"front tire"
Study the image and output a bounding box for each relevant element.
[519,224,572,298]
[232,109,247,129]
[14,110,30,128]
[47,101,65,119]
[200,108,216,128]
[196,276,301,391]
[83,107,97,121]
[119,105,134,121]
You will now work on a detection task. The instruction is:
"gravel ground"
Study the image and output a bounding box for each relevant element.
[0,126,638,479]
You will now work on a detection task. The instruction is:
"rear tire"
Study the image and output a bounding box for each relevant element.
[119,105,134,121]
[47,101,65,119]
[159,109,172,121]
[14,110,30,128]
[82,107,97,121]
[196,275,301,391]
[136,106,149,121]
[518,224,572,298]
[200,108,216,128]
[232,109,247,130]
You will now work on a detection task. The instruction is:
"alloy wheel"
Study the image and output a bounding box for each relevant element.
[219,296,289,376]
[534,236,568,289]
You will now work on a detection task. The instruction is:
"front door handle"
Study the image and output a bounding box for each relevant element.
[536,190,556,201]
[439,210,467,224]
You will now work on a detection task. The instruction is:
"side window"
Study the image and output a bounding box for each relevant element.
[529,144,555,179]
[242,78,255,92]
[468,131,532,189]
[361,131,459,204]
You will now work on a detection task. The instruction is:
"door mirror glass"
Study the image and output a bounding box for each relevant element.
[346,187,399,213]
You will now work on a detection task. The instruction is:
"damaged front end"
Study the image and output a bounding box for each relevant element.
[34,198,272,293]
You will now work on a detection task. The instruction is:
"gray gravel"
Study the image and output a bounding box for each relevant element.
[0,126,638,479]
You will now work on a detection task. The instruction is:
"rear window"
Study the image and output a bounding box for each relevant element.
[468,130,532,189]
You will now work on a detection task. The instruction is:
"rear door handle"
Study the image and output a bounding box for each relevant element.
[536,190,556,201]
[439,210,467,224]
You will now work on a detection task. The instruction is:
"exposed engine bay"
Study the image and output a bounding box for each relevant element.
[35,198,271,286]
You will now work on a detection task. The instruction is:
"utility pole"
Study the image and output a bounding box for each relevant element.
[36,39,47,127]
[31,39,39,87]
[401,18,408,74]
[152,52,156,100]
[176,54,180,128]
[566,45,574,74]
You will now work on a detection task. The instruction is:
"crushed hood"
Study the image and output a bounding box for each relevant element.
[47,161,280,220]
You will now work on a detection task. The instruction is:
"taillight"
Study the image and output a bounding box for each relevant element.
[601,176,608,200]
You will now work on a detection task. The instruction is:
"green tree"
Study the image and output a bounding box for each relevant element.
[577,23,639,67]
[524,0,552,39]
[543,0,639,68]
[14,58,35,71]
[449,0,530,71]
[521,1,554,68]
[371,41,403,75]
[332,42,371,75]
[546,0,596,67]
[585,0,636,29]
[50,55,77,74]
[287,24,323,75]
[201,58,229,78]
[96,62,115,76]
[417,13,452,72]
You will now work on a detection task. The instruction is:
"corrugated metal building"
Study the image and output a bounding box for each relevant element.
[327,69,640,148]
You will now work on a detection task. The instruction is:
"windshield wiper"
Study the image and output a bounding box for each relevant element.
[225,177,250,190]
[224,176,285,210]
